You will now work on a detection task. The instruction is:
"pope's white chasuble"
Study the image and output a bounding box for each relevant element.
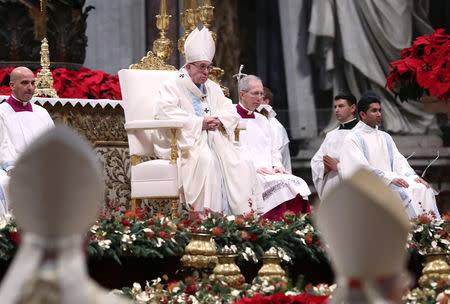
[155,70,258,215]
[339,122,440,218]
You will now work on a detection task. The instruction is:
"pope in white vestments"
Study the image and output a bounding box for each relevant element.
[237,75,310,219]
[0,67,54,216]
[154,28,258,215]
[339,94,440,218]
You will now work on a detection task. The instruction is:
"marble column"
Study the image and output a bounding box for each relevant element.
[84,0,146,75]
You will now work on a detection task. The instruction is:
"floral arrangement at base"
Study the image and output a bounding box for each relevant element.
[385,28,449,102]
[86,203,327,267]
[0,203,448,266]
[0,67,121,99]
[117,276,333,304]
[402,279,450,304]
[407,214,450,256]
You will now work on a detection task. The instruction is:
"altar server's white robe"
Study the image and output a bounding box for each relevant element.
[339,122,440,218]
[239,111,310,214]
[0,102,54,215]
[154,70,257,215]
[311,121,363,198]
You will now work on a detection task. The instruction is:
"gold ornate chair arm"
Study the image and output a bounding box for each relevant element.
[170,128,178,164]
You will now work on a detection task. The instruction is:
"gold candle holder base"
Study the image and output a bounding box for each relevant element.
[210,246,245,288]
[253,248,287,284]
[180,226,217,269]
[34,37,58,98]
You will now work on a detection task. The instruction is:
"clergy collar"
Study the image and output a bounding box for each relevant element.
[360,121,379,132]
[6,95,33,112]
[236,103,255,119]
[338,118,358,130]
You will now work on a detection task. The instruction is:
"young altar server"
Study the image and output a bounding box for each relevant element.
[339,92,440,218]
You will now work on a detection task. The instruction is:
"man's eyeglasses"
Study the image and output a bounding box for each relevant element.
[245,90,265,98]
[190,63,212,72]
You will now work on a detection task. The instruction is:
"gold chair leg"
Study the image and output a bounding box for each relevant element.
[171,198,178,220]
[131,198,141,213]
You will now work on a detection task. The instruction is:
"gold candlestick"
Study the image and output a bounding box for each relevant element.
[199,0,214,31]
[34,0,58,98]
[177,1,200,57]
[160,0,167,15]
[153,0,173,62]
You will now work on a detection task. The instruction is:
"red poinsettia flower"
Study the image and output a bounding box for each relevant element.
[0,67,122,100]
[8,231,21,244]
[212,226,223,237]
[385,28,449,102]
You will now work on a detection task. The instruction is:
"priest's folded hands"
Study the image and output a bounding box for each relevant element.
[256,166,289,176]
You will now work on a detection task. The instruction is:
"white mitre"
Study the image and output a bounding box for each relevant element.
[315,168,411,304]
[184,27,215,63]
[0,126,130,304]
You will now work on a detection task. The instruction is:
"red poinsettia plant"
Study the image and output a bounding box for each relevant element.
[0,67,121,100]
[385,28,449,102]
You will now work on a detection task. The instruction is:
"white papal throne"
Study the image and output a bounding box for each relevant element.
[119,69,182,219]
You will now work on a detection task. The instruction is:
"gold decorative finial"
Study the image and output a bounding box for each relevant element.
[34,0,58,98]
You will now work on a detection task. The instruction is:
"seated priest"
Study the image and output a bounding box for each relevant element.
[256,86,292,172]
[236,75,311,220]
[0,66,54,217]
[154,27,260,216]
[339,92,440,218]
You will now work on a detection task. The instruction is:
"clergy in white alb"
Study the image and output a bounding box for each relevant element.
[154,28,259,215]
[0,67,54,216]
[256,87,291,172]
[339,93,440,218]
[237,75,310,220]
[311,93,362,198]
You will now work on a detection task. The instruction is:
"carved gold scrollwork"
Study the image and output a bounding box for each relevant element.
[129,51,176,70]
[42,103,127,145]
